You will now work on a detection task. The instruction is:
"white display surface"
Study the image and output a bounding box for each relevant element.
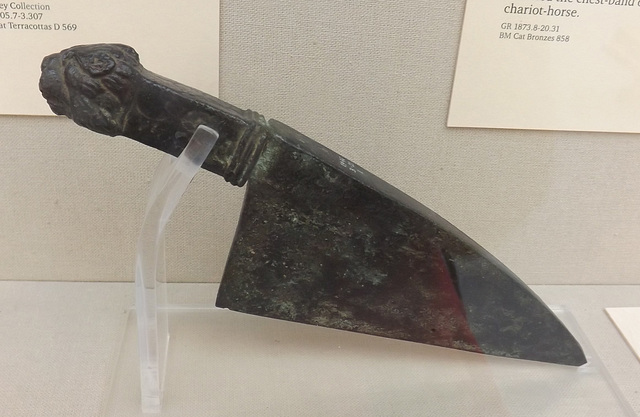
[104,303,635,416]
[449,0,640,133]
[0,282,638,416]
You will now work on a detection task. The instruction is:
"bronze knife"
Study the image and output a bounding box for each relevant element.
[39,44,586,366]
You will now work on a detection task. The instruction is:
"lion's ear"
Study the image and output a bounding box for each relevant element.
[116,44,140,63]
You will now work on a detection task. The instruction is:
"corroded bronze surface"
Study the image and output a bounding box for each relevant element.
[40,44,586,366]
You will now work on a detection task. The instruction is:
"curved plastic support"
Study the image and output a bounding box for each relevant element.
[134,125,219,413]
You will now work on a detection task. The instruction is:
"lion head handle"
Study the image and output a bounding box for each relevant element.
[39,44,141,136]
[40,43,272,186]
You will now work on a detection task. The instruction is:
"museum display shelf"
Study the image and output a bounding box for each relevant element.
[105,300,635,416]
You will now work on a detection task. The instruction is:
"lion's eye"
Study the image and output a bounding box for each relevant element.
[81,52,115,76]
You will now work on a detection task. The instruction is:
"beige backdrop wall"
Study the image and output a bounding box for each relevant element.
[1,1,639,285]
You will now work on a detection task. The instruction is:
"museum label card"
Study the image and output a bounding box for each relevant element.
[0,0,219,116]
[448,0,640,133]
[606,307,640,362]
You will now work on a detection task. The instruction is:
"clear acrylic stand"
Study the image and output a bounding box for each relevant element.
[134,125,219,413]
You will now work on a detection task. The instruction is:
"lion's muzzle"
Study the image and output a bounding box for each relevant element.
[39,52,70,117]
